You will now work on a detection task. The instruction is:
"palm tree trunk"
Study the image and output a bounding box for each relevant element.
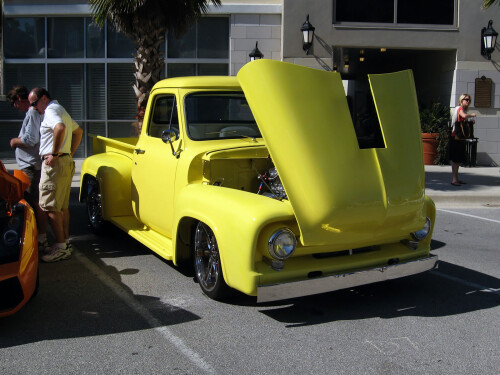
[131,18,166,130]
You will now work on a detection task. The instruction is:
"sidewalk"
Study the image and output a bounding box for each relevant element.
[2,160,500,207]
[425,165,500,207]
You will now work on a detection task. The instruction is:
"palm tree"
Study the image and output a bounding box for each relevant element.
[89,0,221,126]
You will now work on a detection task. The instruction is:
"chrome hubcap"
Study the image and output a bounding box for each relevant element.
[194,222,220,292]
[87,180,102,225]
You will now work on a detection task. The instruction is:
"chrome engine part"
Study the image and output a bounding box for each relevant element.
[257,166,287,200]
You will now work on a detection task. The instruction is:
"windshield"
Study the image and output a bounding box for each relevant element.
[185,92,261,140]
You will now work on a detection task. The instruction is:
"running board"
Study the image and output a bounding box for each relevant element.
[110,216,173,260]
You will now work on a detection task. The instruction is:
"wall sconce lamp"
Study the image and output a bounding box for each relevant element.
[481,20,498,60]
[249,42,264,61]
[359,49,365,62]
[301,14,315,55]
[344,56,350,70]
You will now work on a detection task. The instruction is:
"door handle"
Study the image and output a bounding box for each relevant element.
[134,148,145,154]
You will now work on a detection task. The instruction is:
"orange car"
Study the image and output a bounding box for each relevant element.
[0,161,38,317]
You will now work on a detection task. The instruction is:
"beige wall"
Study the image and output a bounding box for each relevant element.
[230,13,282,75]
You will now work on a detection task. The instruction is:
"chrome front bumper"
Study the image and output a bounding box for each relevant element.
[257,254,438,303]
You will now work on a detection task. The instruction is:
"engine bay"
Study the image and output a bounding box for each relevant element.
[202,152,287,201]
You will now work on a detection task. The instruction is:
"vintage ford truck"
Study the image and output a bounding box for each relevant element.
[79,60,437,303]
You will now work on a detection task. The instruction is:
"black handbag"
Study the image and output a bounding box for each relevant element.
[455,120,473,139]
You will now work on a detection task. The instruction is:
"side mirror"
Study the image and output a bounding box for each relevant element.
[161,129,180,157]
[161,129,178,143]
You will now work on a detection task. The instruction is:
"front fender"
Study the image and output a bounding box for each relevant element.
[173,184,295,295]
[422,195,436,249]
[79,153,133,219]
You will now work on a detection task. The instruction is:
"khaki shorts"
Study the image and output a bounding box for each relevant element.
[39,156,75,212]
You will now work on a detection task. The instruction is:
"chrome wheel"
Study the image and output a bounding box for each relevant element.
[86,177,105,233]
[193,222,230,299]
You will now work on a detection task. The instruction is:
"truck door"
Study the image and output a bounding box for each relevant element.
[131,93,180,238]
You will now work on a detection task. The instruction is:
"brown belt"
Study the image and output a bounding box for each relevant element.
[41,153,70,160]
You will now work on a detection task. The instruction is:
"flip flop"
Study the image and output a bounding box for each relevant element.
[458,180,467,184]
[451,182,461,186]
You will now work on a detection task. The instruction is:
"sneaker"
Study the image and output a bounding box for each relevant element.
[38,239,50,256]
[66,243,73,253]
[41,245,71,263]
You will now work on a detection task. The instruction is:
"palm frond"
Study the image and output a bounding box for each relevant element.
[483,0,499,9]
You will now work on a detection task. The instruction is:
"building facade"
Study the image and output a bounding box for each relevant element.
[0,0,282,159]
[2,1,500,165]
[284,0,500,166]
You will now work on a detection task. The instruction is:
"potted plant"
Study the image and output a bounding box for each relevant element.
[419,102,451,165]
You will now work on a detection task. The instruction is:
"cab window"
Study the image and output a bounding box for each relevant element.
[148,95,179,138]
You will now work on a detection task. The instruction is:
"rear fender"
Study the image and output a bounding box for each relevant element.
[79,154,134,219]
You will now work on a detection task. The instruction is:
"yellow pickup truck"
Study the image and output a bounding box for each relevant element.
[79,60,437,303]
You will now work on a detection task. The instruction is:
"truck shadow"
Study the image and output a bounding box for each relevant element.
[0,202,201,348]
[259,260,500,327]
[63,188,499,330]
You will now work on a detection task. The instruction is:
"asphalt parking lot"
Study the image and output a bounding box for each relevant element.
[1,162,499,374]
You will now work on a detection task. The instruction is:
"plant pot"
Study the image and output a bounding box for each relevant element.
[422,133,439,165]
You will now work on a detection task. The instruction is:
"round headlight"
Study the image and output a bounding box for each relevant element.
[411,217,431,241]
[268,228,297,260]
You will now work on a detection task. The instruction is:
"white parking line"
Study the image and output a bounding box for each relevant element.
[437,209,500,224]
[74,251,215,374]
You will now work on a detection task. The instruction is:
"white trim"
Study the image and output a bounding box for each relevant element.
[4,4,282,17]
[209,4,281,14]
[4,4,91,16]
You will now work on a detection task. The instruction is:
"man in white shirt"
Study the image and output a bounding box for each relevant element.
[7,85,47,241]
[29,87,83,262]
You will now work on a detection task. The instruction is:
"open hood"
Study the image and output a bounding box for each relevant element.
[0,162,29,208]
[237,60,425,246]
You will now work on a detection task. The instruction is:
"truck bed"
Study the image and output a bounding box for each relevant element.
[90,134,138,156]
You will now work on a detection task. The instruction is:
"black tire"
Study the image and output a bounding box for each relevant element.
[86,177,107,234]
[193,221,231,300]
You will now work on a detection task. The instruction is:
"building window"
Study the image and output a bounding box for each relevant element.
[397,0,454,25]
[48,64,84,118]
[107,64,137,121]
[86,64,106,120]
[1,15,230,159]
[334,0,455,26]
[197,17,230,58]
[86,19,105,58]
[167,16,229,77]
[3,17,44,58]
[335,0,393,24]
[47,18,85,58]
[107,24,135,58]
